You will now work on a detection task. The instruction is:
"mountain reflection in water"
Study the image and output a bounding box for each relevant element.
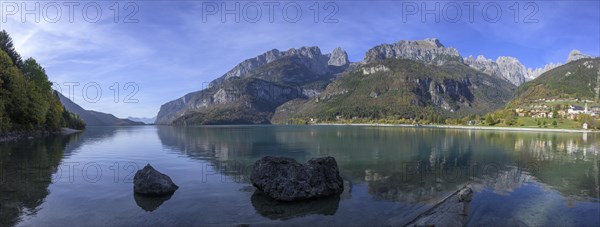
[0,126,597,226]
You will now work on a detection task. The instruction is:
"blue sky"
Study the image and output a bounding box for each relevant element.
[1,0,599,118]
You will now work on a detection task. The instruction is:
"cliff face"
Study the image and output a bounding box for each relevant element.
[464,49,590,85]
[463,55,527,86]
[362,39,541,86]
[156,47,349,125]
[495,56,527,86]
[364,38,462,66]
[272,58,516,122]
[463,55,502,80]
[210,46,343,85]
[159,38,590,125]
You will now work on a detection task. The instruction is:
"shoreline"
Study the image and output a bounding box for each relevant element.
[314,123,596,133]
[0,128,83,143]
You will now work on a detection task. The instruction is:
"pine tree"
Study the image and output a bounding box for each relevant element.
[0,30,23,68]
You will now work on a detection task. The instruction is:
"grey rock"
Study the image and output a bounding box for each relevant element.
[525,62,561,81]
[464,55,561,84]
[464,55,502,79]
[362,64,390,75]
[370,91,378,98]
[250,156,344,201]
[464,55,528,86]
[133,164,178,196]
[567,50,592,63]
[155,46,347,125]
[218,46,331,84]
[496,56,527,86]
[364,38,462,65]
[328,47,349,66]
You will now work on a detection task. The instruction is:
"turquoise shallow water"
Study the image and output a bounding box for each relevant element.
[1,125,598,226]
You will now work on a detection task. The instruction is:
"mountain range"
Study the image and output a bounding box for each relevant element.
[127,117,156,124]
[509,57,600,107]
[57,92,144,126]
[155,38,595,125]
[155,46,350,125]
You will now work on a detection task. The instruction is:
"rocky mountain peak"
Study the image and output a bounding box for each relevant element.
[464,55,501,78]
[464,55,494,64]
[363,38,462,65]
[495,56,527,86]
[464,55,529,86]
[424,38,444,48]
[328,47,349,66]
[286,46,323,59]
[215,46,333,84]
[496,56,521,64]
[525,62,561,80]
[567,50,592,63]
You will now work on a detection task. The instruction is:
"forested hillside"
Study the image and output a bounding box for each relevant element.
[508,58,600,107]
[0,30,85,135]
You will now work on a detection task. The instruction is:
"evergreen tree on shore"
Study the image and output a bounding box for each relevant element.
[0,30,85,134]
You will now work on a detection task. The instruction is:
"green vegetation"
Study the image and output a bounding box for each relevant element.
[495,58,600,130]
[0,30,85,135]
[272,54,598,131]
[508,58,600,108]
[489,116,581,129]
[276,58,515,122]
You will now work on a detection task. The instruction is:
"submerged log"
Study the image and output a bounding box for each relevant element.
[405,185,473,227]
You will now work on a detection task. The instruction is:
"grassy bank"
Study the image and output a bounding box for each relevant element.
[314,123,594,133]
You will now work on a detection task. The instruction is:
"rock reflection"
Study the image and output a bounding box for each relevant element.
[250,191,340,220]
[133,193,173,212]
[157,126,600,204]
[365,170,466,204]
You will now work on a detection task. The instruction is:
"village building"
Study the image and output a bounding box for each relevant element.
[558,110,567,118]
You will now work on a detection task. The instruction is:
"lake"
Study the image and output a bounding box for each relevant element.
[1,126,599,226]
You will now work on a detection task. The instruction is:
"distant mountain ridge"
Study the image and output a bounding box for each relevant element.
[156,46,349,125]
[362,38,578,86]
[464,55,563,86]
[508,57,600,107]
[155,38,595,125]
[127,117,156,124]
[210,46,348,86]
[272,58,516,122]
[363,38,462,65]
[463,49,593,86]
[57,92,143,126]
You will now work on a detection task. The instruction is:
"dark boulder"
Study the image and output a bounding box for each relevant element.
[250,156,344,201]
[133,164,179,196]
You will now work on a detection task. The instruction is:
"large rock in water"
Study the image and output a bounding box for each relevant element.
[133,164,179,196]
[250,156,344,201]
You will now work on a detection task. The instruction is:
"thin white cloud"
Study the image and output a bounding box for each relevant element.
[2,0,598,118]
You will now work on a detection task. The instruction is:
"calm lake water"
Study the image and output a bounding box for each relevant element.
[1,126,599,226]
